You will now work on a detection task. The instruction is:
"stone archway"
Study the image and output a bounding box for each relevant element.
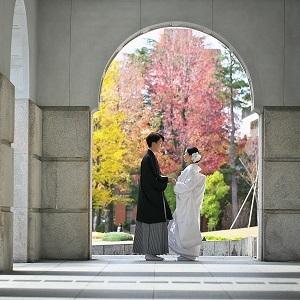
[98,22,255,109]
[10,0,29,100]
[95,22,258,256]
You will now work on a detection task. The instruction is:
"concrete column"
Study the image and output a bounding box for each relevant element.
[261,107,300,261]
[41,107,91,259]
[257,114,264,261]
[13,100,42,262]
[0,73,14,272]
[27,102,43,261]
[13,99,29,262]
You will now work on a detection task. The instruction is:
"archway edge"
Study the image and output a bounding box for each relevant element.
[98,21,255,112]
[10,0,29,100]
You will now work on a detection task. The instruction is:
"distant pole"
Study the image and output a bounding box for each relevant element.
[230,172,258,230]
[230,183,254,229]
[248,175,258,228]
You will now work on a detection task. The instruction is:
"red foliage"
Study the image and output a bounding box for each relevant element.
[145,29,228,174]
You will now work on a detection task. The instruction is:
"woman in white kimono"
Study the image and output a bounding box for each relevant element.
[168,147,206,261]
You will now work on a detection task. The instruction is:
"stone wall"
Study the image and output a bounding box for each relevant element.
[92,237,257,257]
[261,107,300,261]
[9,104,92,264]
[0,73,14,271]
[35,0,300,112]
[40,107,91,259]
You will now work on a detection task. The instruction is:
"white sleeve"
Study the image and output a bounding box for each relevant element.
[174,172,204,194]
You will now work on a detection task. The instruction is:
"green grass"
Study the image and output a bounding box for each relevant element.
[201,227,258,241]
[102,232,133,242]
[203,235,242,241]
[92,227,257,243]
[92,232,105,240]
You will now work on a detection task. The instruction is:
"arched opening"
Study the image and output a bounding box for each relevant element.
[92,23,258,257]
[10,0,29,100]
[10,0,30,262]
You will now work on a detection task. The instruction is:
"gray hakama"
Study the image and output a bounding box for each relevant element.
[133,221,169,255]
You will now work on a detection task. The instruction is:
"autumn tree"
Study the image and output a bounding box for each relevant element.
[113,48,156,208]
[118,48,153,169]
[92,61,131,231]
[145,28,228,175]
[93,27,253,232]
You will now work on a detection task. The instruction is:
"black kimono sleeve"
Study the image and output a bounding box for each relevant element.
[141,155,168,192]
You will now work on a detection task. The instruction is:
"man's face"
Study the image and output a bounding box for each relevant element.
[152,139,163,153]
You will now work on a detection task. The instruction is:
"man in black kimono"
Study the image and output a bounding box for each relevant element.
[133,132,173,261]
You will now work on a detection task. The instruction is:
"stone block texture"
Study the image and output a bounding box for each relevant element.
[0,73,14,143]
[0,212,13,271]
[0,73,14,271]
[0,144,13,208]
[13,100,43,263]
[42,161,89,210]
[41,212,89,259]
[262,108,300,261]
[42,109,90,158]
[41,107,91,260]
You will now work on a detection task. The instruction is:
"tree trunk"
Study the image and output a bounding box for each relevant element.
[231,173,238,220]
[107,203,114,232]
[97,208,102,225]
[92,208,102,231]
[92,208,96,231]
[229,53,238,221]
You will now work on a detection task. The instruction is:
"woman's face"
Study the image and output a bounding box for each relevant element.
[183,151,192,164]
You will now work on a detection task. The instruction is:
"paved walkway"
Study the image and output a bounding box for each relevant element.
[92,241,133,245]
[0,255,300,299]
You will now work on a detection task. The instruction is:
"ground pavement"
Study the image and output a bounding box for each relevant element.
[0,255,300,299]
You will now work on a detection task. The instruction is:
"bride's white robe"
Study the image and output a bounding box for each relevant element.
[168,164,206,259]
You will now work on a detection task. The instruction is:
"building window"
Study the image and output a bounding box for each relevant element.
[250,119,258,130]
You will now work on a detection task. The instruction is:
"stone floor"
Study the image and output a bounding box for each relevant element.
[0,255,300,299]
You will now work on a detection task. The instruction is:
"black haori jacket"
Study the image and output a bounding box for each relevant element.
[136,149,173,224]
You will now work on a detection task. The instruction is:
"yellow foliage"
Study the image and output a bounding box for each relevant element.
[92,61,131,208]
[93,59,153,209]
[100,60,121,108]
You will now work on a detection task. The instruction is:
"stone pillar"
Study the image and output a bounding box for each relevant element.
[13,100,42,262]
[41,107,91,259]
[0,73,14,272]
[28,102,43,261]
[261,107,300,261]
[13,99,29,262]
